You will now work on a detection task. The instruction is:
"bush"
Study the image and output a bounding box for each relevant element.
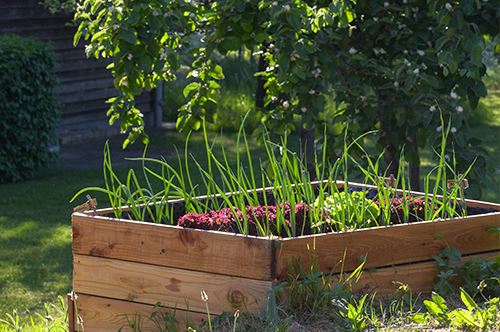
[0,35,59,183]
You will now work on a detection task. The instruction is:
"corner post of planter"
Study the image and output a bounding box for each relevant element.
[67,292,75,332]
[271,238,282,283]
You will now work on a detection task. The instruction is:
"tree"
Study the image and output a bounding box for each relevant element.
[331,0,498,191]
[74,0,497,193]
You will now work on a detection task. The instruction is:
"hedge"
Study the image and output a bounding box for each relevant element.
[0,34,59,183]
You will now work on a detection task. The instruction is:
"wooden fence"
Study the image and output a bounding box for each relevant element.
[0,0,159,140]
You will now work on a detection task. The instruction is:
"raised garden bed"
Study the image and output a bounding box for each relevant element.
[68,181,500,331]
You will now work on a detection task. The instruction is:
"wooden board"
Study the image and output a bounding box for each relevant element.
[72,213,275,281]
[73,254,272,314]
[71,294,206,332]
[353,251,500,295]
[276,213,500,278]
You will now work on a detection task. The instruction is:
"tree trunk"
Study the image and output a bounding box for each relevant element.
[409,162,420,191]
[376,90,399,176]
[300,122,316,178]
[255,47,267,109]
[408,130,420,191]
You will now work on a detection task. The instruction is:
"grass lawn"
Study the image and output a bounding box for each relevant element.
[0,91,498,322]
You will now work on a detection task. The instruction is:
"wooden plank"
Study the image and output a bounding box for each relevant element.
[74,294,206,332]
[276,213,500,278]
[54,77,115,95]
[353,251,500,295]
[67,293,75,332]
[72,213,275,281]
[62,98,152,117]
[55,58,111,75]
[58,68,112,84]
[73,254,271,315]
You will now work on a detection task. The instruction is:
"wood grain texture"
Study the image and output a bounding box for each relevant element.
[73,254,271,314]
[67,294,75,332]
[276,213,500,278]
[72,213,275,281]
[353,251,500,295]
[73,294,206,332]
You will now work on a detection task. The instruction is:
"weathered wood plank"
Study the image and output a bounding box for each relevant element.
[353,251,500,295]
[72,213,275,281]
[73,294,206,332]
[276,213,500,278]
[55,77,115,95]
[73,254,271,314]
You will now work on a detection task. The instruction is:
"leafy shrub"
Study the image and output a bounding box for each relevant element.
[433,247,500,299]
[0,35,59,183]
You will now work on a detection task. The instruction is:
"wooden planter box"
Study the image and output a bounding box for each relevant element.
[69,182,500,331]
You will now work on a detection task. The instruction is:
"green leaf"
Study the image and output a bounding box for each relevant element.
[240,22,253,33]
[471,45,483,65]
[411,313,428,324]
[183,82,200,98]
[119,29,137,45]
[459,288,477,311]
[210,65,224,80]
[221,36,241,51]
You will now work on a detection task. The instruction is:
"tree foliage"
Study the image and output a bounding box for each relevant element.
[74,0,498,190]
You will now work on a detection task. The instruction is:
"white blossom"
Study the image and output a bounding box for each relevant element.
[109,5,115,12]
[456,105,464,113]
[373,17,379,22]
[283,4,291,11]
[113,24,119,29]
[384,2,389,8]
[445,3,453,11]
[451,127,457,133]
[301,107,307,113]
[282,100,290,109]
[127,53,133,60]
[160,49,168,61]
[436,126,443,132]
[450,91,458,99]
[393,81,399,88]
[445,154,450,161]
[311,68,321,78]
[403,50,408,55]
[309,89,316,95]
[429,105,437,112]
[115,6,123,14]
[272,1,278,6]
[84,44,93,54]
[349,47,357,55]
[413,68,420,75]
[417,49,425,56]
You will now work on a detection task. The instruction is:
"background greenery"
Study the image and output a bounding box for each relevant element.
[0,35,59,184]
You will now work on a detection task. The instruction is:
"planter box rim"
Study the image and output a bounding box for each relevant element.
[73,180,500,239]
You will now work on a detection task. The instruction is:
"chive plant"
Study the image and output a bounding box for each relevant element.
[71,114,474,237]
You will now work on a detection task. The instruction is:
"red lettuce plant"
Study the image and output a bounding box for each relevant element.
[177,203,311,236]
[376,197,432,224]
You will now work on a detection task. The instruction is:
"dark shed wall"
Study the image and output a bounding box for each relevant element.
[0,0,155,138]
